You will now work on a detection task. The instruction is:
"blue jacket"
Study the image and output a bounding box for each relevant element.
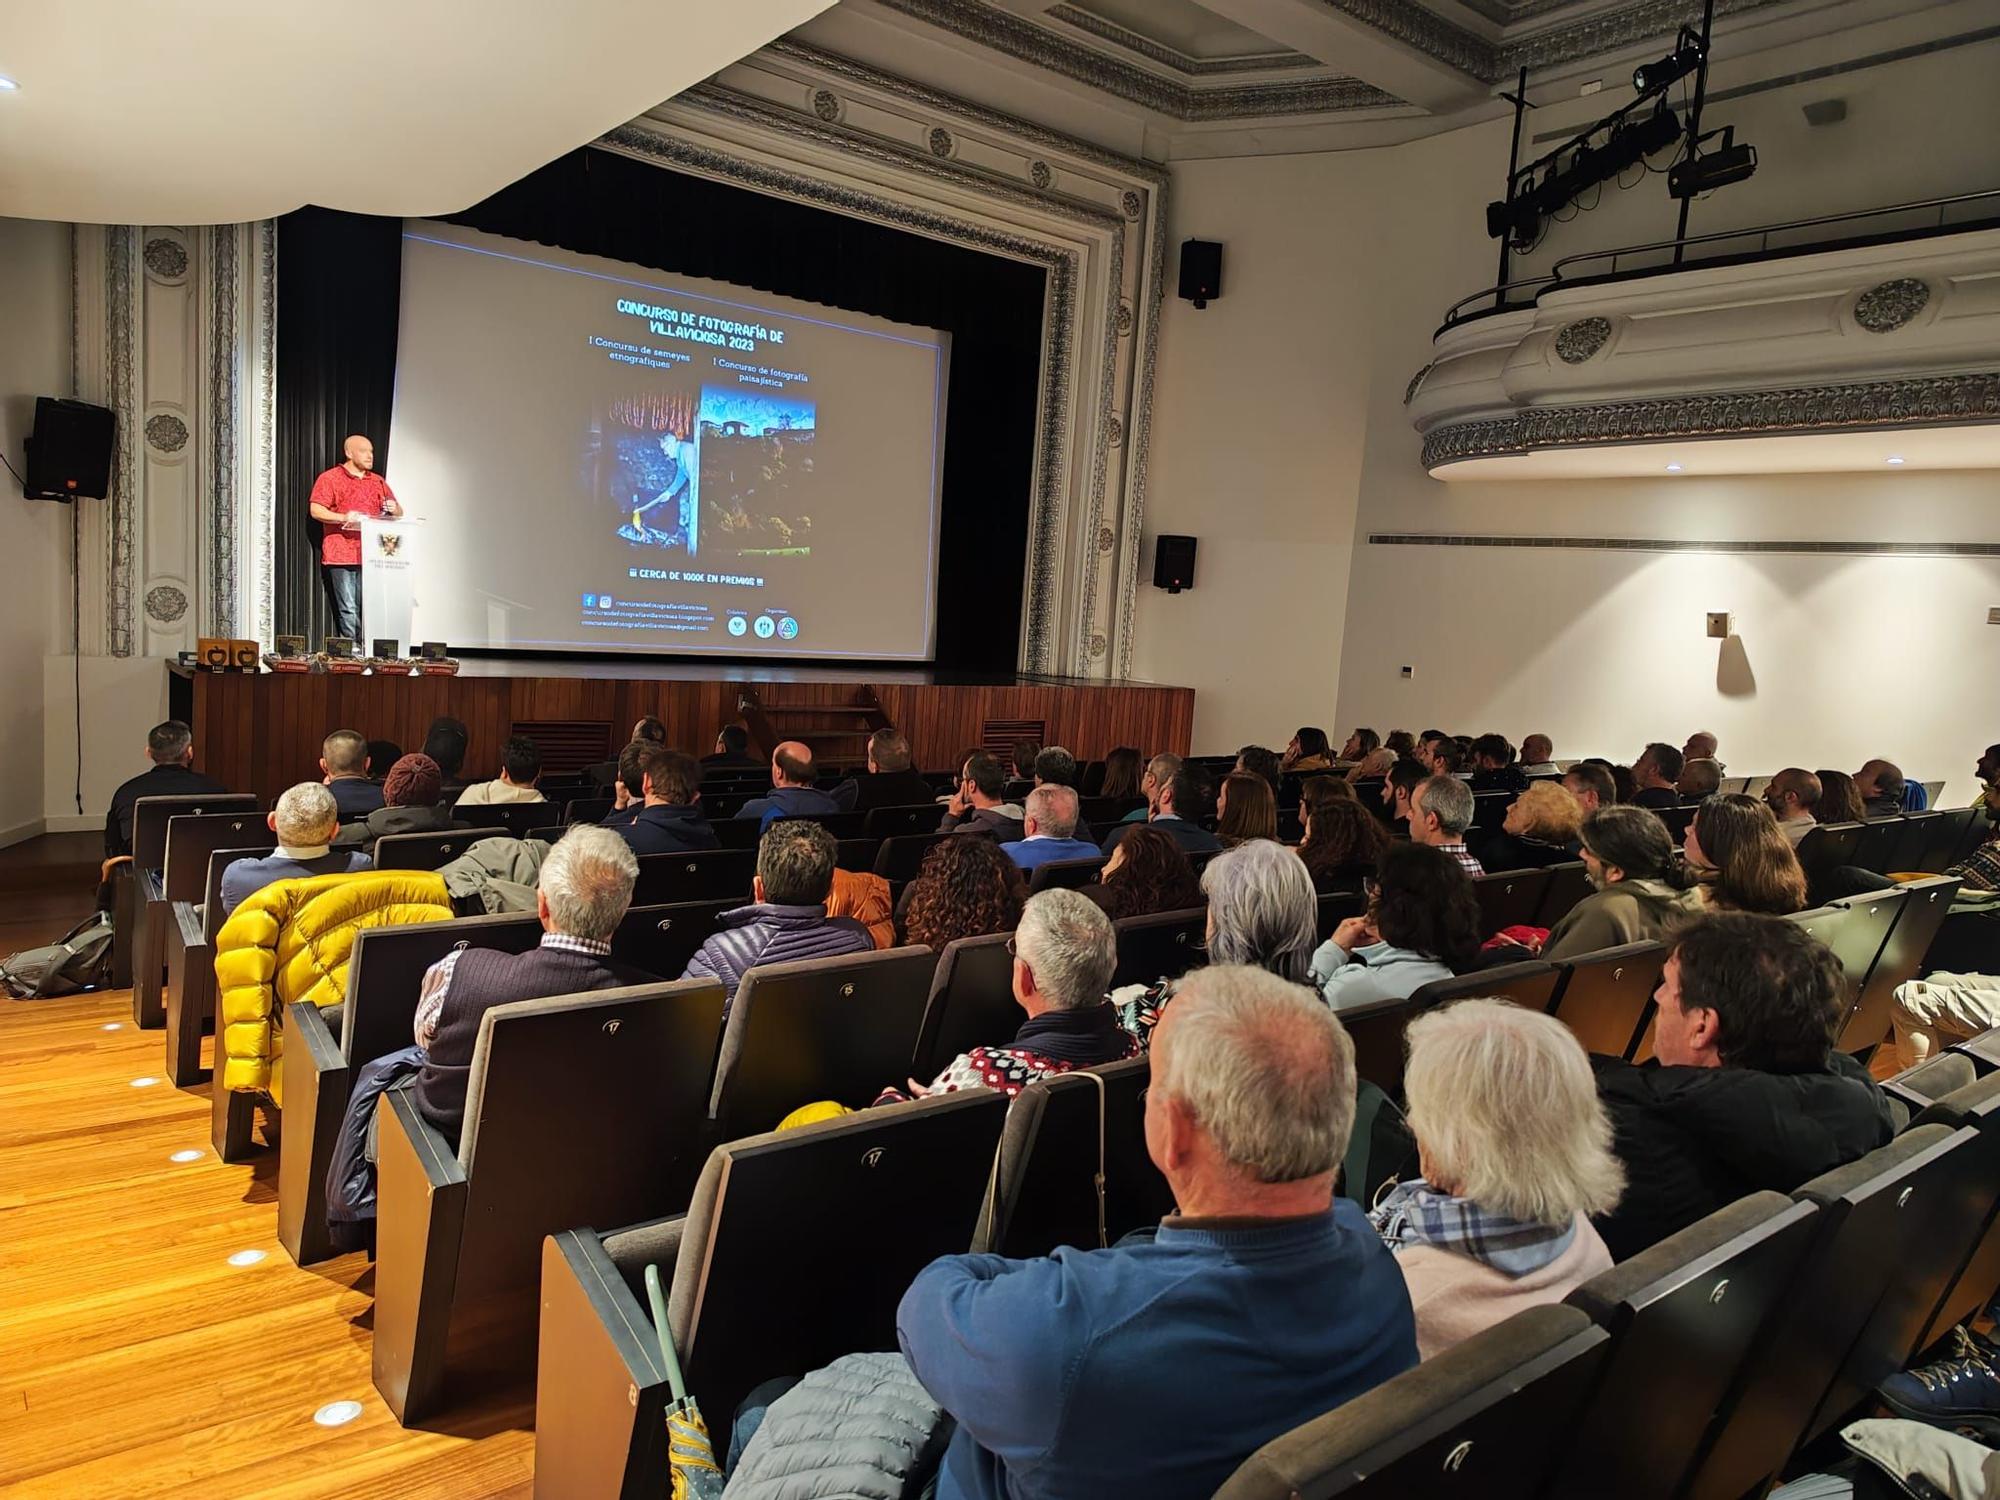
[680,902,875,1005]
[738,785,843,832]
[899,1201,1417,1500]
[327,776,385,821]
[1003,836,1104,872]
[220,849,372,916]
[616,801,721,855]
[1311,938,1452,1014]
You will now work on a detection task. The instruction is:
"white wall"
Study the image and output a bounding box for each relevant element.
[0,217,72,846]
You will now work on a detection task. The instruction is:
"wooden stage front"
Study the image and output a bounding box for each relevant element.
[172,659,1194,806]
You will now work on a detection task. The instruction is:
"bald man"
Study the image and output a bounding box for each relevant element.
[308,433,402,643]
[735,739,843,831]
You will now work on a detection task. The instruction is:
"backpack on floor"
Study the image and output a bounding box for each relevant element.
[0,912,117,999]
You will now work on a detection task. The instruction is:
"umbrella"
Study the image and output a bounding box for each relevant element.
[645,1263,723,1500]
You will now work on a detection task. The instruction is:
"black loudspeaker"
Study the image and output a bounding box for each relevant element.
[1154,535,1197,594]
[23,397,116,501]
[1178,240,1222,309]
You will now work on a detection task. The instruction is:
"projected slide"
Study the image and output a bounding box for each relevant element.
[387,222,950,660]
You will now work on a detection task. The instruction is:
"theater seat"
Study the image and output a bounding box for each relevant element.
[1905,1074,2000,1352]
[129,792,259,1027]
[911,931,1017,1082]
[1547,941,1667,1060]
[1469,869,1551,937]
[629,847,755,905]
[1027,856,1104,893]
[162,823,276,1087]
[1837,876,1959,1058]
[1109,907,1207,991]
[372,828,490,871]
[1341,963,1560,1100]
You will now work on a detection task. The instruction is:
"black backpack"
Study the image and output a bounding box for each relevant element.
[0,912,116,999]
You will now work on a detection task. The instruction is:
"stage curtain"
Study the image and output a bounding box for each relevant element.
[273,208,403,642]
[273,147,1044,672]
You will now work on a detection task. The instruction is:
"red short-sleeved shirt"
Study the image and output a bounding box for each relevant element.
[310,465,398,566]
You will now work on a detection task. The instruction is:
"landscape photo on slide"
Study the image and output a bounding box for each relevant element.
[696,385,818,559]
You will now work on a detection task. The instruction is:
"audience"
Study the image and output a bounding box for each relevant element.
[836,728,933,812]
[704,724,761,769]
[601,739,651,827]
[319,729,383,820]
[940,750,1026,841]
[681,820,875,1005]
[1518,734,1559,776]
[1033,746,1079,789]
[1372,1001,1621,1359]
[455,734,548,805]
[1854,758,1907,818]
[1214,771,1278,848]
[1609,763,1638,805]
[890,889,1134,1102]
[422,716,471,794]
[1117,751,1185,826]
[1232,744,1282,798]
[1562,762,1616,818]
[1682,730,1721,768]
[1543,806,1701,962]
[1630,743,1684,810]
[1477,781,1582,871]
[617,747,720,855]
[1685,794,1808,915]
[1281,727,1334,773]
[898,964,1416,1500]
[1098,745,1144,800]
[1814,768,1868,825]
[1385,730,1417,758]
[1102,767,1221,857]
[1676,756,1723,803]
[1339,727,1381,764]
[364,738,403,780]
[1381,754,1427,833]
[1010,738,1043,783]
[333,753,469,853]
[737,741,841,830]
[1341,728,1394,782]
[1409,775,1484,876]
[587,716,666,789]
[1467,734,1528,795]
[1084,826,1203,920]
[1313,842,1480,1013]
[1003,785,1103,872]
[1590,913,1894,1259]
[899,836,1025,951]
[1295,784,1390,894]
[219,782,371,915]
[1762,768,1822,846]
[104,719,225,864]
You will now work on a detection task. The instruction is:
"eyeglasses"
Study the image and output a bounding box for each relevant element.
[1005,936,1017,957]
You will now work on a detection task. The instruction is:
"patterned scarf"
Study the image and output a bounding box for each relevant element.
[1369,1179,1576,1277]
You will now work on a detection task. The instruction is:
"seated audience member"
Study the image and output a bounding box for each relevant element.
[1085,826,1204,920]
[1478,781,1582,871]
[1214,771,1278,848]
[422,716,471,794]
[1543,806,1701,962]
[1372,1001,1621,1359]
[413,826,653,1141]
[1118,752,1184,826]
[586,716,666,789]
[1630,743,1684,810]
[1381,754,1427,833]
[320,729,384,821]
[1467,734,1528,795]
[1518,735,1559,777]
[940,751,1026,841]
[836,728,933,813]
[333,754,470,853]
[1685,794,1808,915]
[1281,726,1335,773]
[900,836,1026,951]
[1854,758,1908,818]
[1814,768,1868,825]
[1591,913,1894,1259]
[703,724,761,769]
[1682,730,1721,770]
[104,718,226,864]
[1762,768,1821,846]
[1677,756,1723,804]
[899,964,1417,1500]
[736,741,841,830]
[825,862,897,950]
[1233,744,1282,798]
[601,739,651,827]
[1010,738,1043,784]
[1610,763,1638,805]
[1346,746,1395,783]
[632,715,667,745]
[1339,727,1381,765]
[1385,730,1417,758]
[1102,768,1222,857]
[220,782,371,915]
[1032,746,1078,789]
[1313,843,1480,1013]
[1296,784,1390,894]
[1098,745,1144,800]
[681,819,874,1004]
[1118,839,1317,1047]
[618,747,720,856]
[890,889,1135,1102]
[364,738,403,779]
[1004,785,1104,872]
[1410,775,1484,875]
[1562,761,1616,819]
[455,734,548,805]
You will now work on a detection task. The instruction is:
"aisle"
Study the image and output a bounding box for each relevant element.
[0,988,535,1497]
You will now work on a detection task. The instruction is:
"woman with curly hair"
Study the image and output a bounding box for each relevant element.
[1295,780,1389,893]
[900,835,1026,951]
[1215,771,1278,848]
[1085,825,1204,920]
[1313,842,1482,1012]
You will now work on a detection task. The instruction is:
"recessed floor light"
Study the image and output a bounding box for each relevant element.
[1665,462,1684,472]
[314,1400,364,1427]
[227,1248,268,1268]
[1886,456,1906,465]
[130,1076,160,1088]
[170,1149,203,1163]
[101,1022,123,1031]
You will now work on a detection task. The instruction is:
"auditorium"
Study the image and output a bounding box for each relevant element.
[4,1,2000,1493]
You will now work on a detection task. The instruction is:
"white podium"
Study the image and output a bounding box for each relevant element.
[359,515,423,655]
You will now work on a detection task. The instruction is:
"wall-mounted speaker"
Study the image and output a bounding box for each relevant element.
[23,397,116,501]
[1154,534,1197,594]
[1178,240,1222,309]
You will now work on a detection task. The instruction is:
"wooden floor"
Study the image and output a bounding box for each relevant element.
[0,837,535,1496]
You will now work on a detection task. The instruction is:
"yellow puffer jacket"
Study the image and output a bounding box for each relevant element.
[213,870,455,1102]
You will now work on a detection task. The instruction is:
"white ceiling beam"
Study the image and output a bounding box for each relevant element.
[1193,0,1490,113]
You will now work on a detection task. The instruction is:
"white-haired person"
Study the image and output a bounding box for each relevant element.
[897,964,1416,1500]
[1370,1000,1623,1358]
[219,781,371,915]
[1115,838,1318,1049]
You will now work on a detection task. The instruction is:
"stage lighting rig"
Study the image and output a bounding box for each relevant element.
[1633,29,1705,94]
[1669,126,1758,198]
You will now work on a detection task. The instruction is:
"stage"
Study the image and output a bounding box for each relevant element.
[170,659,1194,805]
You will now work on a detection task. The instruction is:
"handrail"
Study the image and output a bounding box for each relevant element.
[1438,187,2000,331]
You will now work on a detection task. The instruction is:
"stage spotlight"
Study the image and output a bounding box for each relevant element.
[1669,140,1757,198]
[1633,40,1703,95]
[1631,103,1682,157]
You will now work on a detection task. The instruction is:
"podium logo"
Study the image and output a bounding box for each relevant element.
[377,531,402,557]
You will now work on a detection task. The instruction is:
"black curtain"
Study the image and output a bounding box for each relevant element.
[273,208,403,641]
[274,148,1044,671]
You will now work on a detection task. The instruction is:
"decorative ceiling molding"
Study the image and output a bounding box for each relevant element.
[1046,3,1321,76]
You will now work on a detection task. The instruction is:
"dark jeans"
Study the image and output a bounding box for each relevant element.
[321,564,361,642]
